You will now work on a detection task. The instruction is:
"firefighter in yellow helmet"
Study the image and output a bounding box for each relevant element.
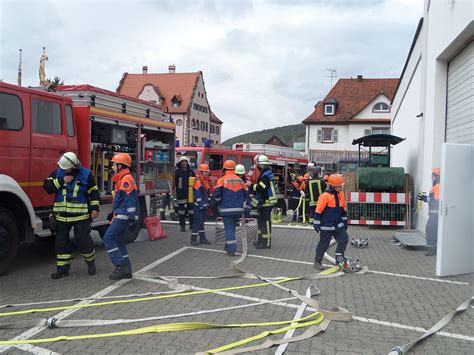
[43,152,100,279]
[313,174,348,270]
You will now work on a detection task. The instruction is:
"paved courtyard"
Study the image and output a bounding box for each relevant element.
[0,222,472,354]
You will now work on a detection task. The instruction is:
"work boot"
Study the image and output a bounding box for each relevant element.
[314,258,325,270]
[190,235,199,245]
[86,261,96,276]
[109,265,132,280]
[425,247,436,256]
[160,211,166,221]
[254,243,270,249]
[51,267,69,280]
[227,251,236,257]
[199,238,211,245]
[180,225,186,232]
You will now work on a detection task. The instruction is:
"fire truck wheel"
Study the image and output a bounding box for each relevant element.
[125,224,140,244]
[0,207,20,276]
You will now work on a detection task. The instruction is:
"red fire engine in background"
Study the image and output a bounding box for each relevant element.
[176,143,308,214]
[0,82,175,275]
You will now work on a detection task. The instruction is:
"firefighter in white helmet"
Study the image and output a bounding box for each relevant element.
[250,154,278,249]
[43,152,100,279]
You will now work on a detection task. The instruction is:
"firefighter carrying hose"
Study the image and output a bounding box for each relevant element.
[174,156,195,232]
[417,168,441,256]
[191,163,212,245]
[251,154,277,249]
[103,153,139,280]
[43,152,100,279]
[313,174,348,270]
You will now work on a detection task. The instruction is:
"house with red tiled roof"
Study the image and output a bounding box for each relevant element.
[117,65,222,147]
[302,75,399,168]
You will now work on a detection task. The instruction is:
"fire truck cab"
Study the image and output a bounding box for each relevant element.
[176,144,308,214]
[0,82,175,275]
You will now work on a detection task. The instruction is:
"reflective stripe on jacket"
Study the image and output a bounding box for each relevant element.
[314,189,347,231]
[308,178,326,206]
[251,168,277,208]
[112,168,139,221]
[213,171,247,216]
[193,176,211,209]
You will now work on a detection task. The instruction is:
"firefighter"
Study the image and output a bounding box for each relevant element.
[103,153,139,280]
[174,156,195,232]
[191,163,212,245]
[289,174,304,222]
[43,152,100,279]
[313,174,348,270]
[235,164,252,218]
[251,154,278,249]
[213,160,247,256]
[307,164,327,223]
[417,168,441,256]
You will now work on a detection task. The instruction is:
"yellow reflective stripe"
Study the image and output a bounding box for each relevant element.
[65,207,89,213]
[62,189,67,196]
[87,185,99,194]
[89,200,100,206]
[72,183,80,198]
[55,214,90,222]
[53,207,67,212]
[259,181,267,189]
[52,178,61,189]
[57,254,73,260]
[57,261,71,266]
[81,250,95,258]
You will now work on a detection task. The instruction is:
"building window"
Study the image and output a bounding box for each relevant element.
[324,104,335,116]
[172,101,180,107]
[372,102,390,113]
[200,121,205,131]
[205,122,208,132]
[210,125,215,134]
[191,119,196,129]
[195,120,200,130]
[317,128,338,143]
[216,126,220,135]
[372,127,390,134]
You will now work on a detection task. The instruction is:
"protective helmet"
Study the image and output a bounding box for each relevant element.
[327,174,344,187]
[199,163,210,172]
[303,173,310,180]
[223,160,236,170]
[307,163,321,177]
[235,164,245,175]
[432,168,441,176]
[111,153,132,167]
[57,152,80,170]
[179,156,190,163]
[256,154,270,165]
[323,175,329,182]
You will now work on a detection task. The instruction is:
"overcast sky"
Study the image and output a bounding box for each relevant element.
[0,0,423,140]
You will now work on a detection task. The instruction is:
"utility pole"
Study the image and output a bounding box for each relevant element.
[17,49,22,86]
[326,68,337,88]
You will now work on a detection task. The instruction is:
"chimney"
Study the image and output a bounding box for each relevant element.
[357,74,363,82]
[142,65,148,74]
[168,64,176,74]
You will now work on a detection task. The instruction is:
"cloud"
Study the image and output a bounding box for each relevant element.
[0,0,423,140]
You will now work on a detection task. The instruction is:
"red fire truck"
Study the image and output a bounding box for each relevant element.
[0,82,175,275]
[176,144,308,214]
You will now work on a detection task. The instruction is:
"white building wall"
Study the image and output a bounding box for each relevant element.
[138,85,161,104]
[307,123,390,152]
[391,0,473,231]
[353,94,392,119]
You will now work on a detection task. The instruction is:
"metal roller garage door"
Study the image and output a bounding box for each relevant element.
[446,41,473,144]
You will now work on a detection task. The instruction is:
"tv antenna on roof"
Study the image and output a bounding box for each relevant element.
[326,68,337,88]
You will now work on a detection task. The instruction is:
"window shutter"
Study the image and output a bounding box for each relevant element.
[317,129,322,143]
[333,129,338,142]
[364,129,372,136]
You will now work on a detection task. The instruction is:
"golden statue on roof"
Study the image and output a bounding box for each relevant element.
[39,47,49,86]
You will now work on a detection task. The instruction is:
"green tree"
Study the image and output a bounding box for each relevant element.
[47,76,64,92]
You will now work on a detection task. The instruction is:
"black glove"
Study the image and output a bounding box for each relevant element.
[417,193,428,202]
[313,224,320,233]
